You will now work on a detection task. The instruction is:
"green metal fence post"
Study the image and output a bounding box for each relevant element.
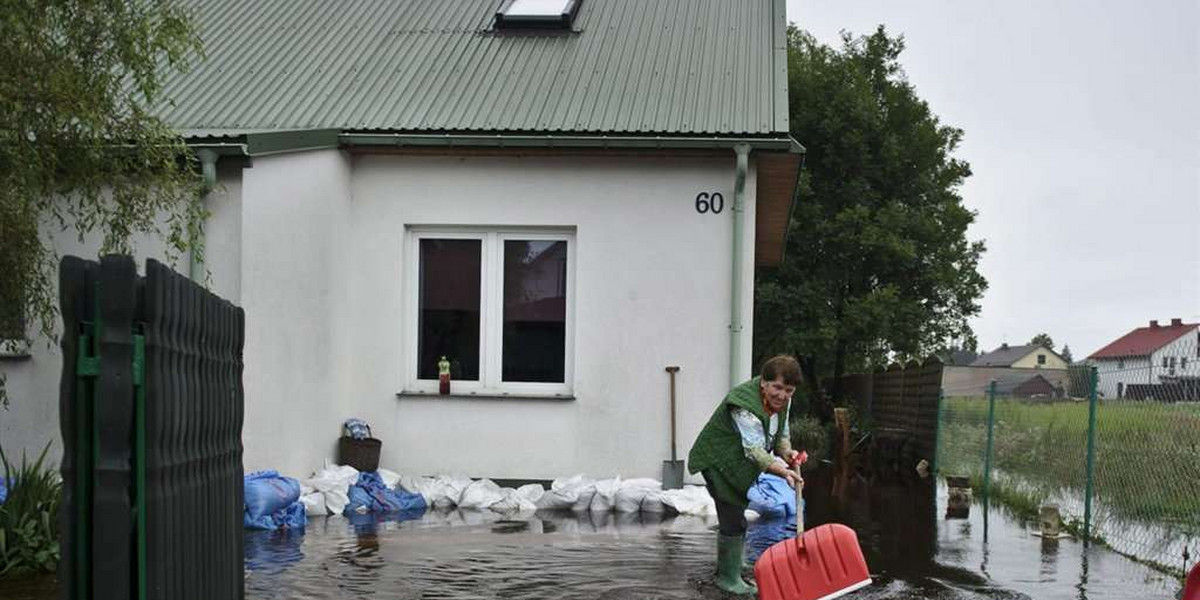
[1084,365,1099,545]
[983,380,997,509]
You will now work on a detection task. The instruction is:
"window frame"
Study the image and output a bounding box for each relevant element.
[404,227,576,397]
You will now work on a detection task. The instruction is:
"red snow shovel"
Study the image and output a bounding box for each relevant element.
[754,453,872,600]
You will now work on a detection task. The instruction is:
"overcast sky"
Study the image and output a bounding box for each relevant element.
[786,0,1200,358]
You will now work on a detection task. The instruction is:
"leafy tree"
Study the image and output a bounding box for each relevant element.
[1030,333,1055,351]
[1060,344,1073,364]
[0,1,204,406]
[754,27,987,419]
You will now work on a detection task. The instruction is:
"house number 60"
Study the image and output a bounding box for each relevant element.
[695,192,725,214]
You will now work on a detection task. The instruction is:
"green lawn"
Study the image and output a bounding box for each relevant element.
[937,397,1200,531]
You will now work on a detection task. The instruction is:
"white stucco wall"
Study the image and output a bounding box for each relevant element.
[343,153,757,482]
[2,148,763,484]
[0,167,243,466]
[237,150,354,477]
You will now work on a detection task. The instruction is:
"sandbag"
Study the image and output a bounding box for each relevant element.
[458,479,505,510]
[746,473,796,519]
[661,485,716,516]
[640,488,667,512]
[430,475,474,508]
[490,487,538,514]
[535,483,579,510]
[244,471,301,520]
[517,484,545,504]
[569,478,598,512]
[589,477,621,512]
[397,475,437,504]
[299,492,327,517]
[377,468,401,489]
[614,478,661,513]
[344,471,427,514]
[245,500,307,530]
[303,464,359,515]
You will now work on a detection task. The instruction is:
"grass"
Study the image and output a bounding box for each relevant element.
[938,396,1200,530]
[0,443,61,577]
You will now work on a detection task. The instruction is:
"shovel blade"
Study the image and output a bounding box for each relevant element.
[661,460,685,490]
[754,523,871,600]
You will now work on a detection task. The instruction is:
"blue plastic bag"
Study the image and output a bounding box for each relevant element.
[747,473,797,519]
[344,471,427,515]
[244,500,307,531]
[244,470,301,520]
[342,418,371,440]
[0,478,7,504]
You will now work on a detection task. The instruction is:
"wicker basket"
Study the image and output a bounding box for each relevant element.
[338,436,382,472]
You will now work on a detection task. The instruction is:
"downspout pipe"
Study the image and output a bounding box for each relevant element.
[190,149,218,282]
[730,143,751,387]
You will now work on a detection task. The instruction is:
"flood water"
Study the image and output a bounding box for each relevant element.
[2,469,1183,600]
[240,469,1180,600]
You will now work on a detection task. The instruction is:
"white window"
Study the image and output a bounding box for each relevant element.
[1037,354,1047,366]
[405,228,575,397]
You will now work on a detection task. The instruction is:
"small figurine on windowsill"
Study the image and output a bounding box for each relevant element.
[438,356,451,395]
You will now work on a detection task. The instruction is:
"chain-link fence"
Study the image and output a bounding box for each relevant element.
[936,335,1200,580]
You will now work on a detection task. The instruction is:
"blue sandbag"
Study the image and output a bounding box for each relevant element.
[343,471,427,515]
[244,470,301,520]
[747,473,797,519]
[245,500,307,531]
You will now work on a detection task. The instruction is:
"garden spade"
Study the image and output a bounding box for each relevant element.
[661,366,684,490]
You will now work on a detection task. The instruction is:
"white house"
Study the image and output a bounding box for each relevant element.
[1089,319,1200,399]
[0,0,803,483]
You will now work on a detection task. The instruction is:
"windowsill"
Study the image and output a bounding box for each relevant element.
[397,390,575,402]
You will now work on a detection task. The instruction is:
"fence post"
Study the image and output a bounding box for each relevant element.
[1084,365,1099,544]
[932,389,945,474]
[983,380,997,509]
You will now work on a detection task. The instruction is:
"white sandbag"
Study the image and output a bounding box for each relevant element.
[304,464,360,515]
[377,468,401,489]
[459,479,505,510]
[300,492,327,516]
[397,475,437,504]
[571,480,598,512]
[490,487,538,513]
[535,483,580,510]
[661,485,716,516]
[323,489,350,515]
[435,475,475,508]
[614,478,661,513]
[589,477,622,512]
[517,484,545,504]
[640,488,667,512]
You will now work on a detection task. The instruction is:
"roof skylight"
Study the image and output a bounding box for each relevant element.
[495,0,581,29]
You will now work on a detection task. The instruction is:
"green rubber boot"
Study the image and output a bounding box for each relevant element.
[715,534,758,596]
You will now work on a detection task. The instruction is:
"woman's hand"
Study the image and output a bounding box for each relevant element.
[767,461,803,489]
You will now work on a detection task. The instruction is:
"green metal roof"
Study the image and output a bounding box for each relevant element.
[159,0,791,139]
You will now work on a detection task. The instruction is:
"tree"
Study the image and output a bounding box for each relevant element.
[1061,344,1074,364]
[754,27,987,420]
[1030,333,1055,351]
[1,1,204,406]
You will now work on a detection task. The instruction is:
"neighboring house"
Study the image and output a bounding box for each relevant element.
[941,366,1069,398]
[0,0,803,482]
[971,344,1069,370]
[1089,319,1200,399]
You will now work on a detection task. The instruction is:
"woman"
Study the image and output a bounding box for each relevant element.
[687,355,804,595]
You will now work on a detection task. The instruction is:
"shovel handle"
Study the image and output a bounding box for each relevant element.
[795,464,805,533]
